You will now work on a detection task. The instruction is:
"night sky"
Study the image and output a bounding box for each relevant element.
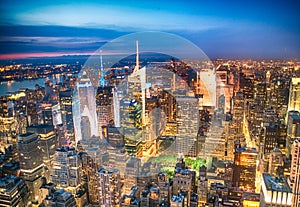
[0,0,299,59]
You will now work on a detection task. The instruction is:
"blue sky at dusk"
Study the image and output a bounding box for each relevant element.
[0,0,299,59]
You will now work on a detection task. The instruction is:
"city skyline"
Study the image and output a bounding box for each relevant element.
[0,53,300,206]
[0,0,300,59]
[0,1,300,207]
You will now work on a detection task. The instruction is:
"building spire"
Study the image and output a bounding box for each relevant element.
[100,50,105,87]
[134,40,139,71]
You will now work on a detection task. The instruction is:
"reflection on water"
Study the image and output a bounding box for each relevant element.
[0,76,60,96]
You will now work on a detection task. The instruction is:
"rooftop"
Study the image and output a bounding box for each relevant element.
[98,168,119,175]
[235,147,257,154]
[171,194,184,203]
[0,176,23,195]
[262,173,291,192]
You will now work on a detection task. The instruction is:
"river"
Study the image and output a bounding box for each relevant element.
[0,76,62,96]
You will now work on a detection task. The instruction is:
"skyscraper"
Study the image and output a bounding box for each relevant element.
[113,87,121,127]
[97,168,121,206]
[59,90,75,143]
[37,102,62,126]
[75,72,99,142]
[80,153,101,205]
[288,78,300,112]
[175,97,199,156]
[96,86,114,137]
[286,111,300,157]
[18,132,44,204]
[127,40,146,126]
[199,68,217,107]
[120,99,143,157]
[232,147,257,192]
[232,91,244,135]
[123,157,141,194]
[107,126,124,148]
[99,51,106,87]
[261,125,278,155]
[27,124,56,181]
[287,111,300,140]
[50,147,81,191]
[290,139,300,207]
[268,148,284,176]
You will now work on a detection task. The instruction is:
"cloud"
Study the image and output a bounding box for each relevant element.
[0,36,108,44]
[12,4,227,31]
[0,25,127,54]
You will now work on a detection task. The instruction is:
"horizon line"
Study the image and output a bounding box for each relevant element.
[0,52,299,62]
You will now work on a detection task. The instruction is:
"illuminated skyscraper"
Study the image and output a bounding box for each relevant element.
[287,111,300,140]
[120,99,143,157]
[99,51,106,87]
[232,91,244,135]
[254,83,266,108]
[286,111,300,157]
[80,153,101,205]
[175,97,199,156]
[18,132,44,204]
[204,124,226,159]
[261,125,278,155]
[127,40,146,126]
[96,86,114,137]
[50,147,81,191]
[199,68,217,107]
[117,41,147,156]
[38,102,62,126]
[288,78,300,112]
[97,168,121,206]
[59,90,75,142]
[75,72,99,142]
[55,124,69,148]
[232,147,257,192]
[27,124,56,181]
[290,139,300,207]
[0,96,17,142]
[113,87,121,127]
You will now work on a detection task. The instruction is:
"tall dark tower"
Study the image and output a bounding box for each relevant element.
[18,132,44,205]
